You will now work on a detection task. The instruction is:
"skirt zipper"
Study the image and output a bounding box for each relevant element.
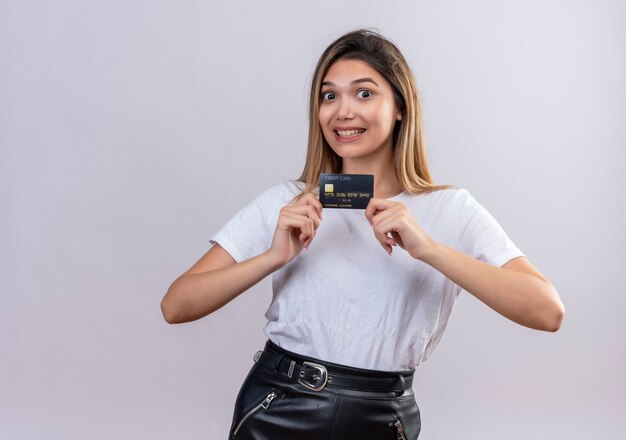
[393,419,407,440]
[233,390,278,437]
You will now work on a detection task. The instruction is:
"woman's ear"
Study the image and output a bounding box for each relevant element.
[396,112,402,121]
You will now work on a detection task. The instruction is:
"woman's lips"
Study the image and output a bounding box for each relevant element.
[333,128,366,142]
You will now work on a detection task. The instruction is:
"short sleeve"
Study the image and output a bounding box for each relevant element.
[453,189,526,267]
[208,184,282,263]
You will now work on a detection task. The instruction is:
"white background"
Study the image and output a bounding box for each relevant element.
[2,0,625,438]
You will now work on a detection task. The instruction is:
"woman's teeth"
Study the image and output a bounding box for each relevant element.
[336,129,365,137]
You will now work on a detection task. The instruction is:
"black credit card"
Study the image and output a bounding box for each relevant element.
[319,173,374,209]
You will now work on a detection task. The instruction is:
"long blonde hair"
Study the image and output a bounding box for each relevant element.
[293,28,453,202]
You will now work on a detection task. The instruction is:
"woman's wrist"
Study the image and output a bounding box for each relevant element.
[411,236,443,263]
[261,249,287,273]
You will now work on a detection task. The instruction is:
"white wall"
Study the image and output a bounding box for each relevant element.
[1,0,624,438]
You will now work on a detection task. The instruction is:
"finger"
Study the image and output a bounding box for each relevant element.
[284,204,321,229]
[368,204,399,229]
[297,216,315,242]
[383,241,392,255]
[371,216,403,254]
[370,212,393,242]
[314,195,324,220]
[370,220,393,254]
[378,217,405,247]
[364,198,394,225]
[291,191,325,221]
[303,207,321,234]
[303,228,316,248]
[374,229,393,251]
[390,230,402,247]
[301,192,324,220]
[376,234,396,250]
[304,204,322,229]
[385,235,397,246]
[281,212,313,242]
[289,205,321,233]
[283,209,317,248]
[305,217,315,241]
[286,202,320,221]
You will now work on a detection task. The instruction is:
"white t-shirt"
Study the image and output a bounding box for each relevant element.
[209,179,525,371]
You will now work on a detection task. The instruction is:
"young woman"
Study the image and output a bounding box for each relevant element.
[161,29,565,440]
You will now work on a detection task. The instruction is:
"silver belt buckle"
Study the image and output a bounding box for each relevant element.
[298,361,328,391]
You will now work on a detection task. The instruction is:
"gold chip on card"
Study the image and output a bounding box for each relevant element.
[324,184,334,193]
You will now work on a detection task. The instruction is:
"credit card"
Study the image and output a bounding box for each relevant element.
[319,173,374,209]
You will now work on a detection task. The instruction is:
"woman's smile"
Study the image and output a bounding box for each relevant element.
[334,127,367,142]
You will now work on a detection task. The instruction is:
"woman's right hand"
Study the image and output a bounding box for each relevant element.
[266,192,324,269]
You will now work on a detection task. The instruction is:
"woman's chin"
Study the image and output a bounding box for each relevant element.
[329,144,377,160]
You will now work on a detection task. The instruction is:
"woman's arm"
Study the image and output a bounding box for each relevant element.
[161,193,323,324]
[419,242,564,331]
[160,244,281,324]
[364,198,565,332]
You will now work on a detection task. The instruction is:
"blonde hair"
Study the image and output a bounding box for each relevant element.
[293,28,454,202]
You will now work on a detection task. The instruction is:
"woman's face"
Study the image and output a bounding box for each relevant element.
[318,58,402,162]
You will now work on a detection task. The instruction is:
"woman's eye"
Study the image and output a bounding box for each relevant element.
[322,91,335,101]
[357,90,372,98]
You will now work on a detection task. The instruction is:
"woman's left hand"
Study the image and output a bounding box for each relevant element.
[364,198,435,259]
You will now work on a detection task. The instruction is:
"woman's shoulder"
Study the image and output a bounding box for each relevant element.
[250,178,305,206]
[264,178,305,197]
[408,186,472,204]
[422,187,496,223]
[405,186,482,216]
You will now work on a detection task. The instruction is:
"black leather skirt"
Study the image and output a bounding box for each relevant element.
[228,339,421,440]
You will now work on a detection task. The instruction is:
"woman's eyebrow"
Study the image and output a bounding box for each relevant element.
[321,77,379,87]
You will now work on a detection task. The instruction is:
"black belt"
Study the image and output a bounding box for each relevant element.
[253,340,414,396]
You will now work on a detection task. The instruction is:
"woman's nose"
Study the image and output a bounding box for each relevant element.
[335,98,354,120]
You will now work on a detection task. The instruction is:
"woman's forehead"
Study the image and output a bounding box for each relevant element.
[322,58,384,84]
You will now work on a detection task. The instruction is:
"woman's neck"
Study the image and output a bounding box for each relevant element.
[341,160,403,199]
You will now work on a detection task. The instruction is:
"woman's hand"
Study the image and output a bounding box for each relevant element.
[364,198,435,259]
[266,192,324,269]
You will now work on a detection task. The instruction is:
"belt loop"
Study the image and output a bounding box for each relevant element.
[274,353,286,372]
[394,374,406,396]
